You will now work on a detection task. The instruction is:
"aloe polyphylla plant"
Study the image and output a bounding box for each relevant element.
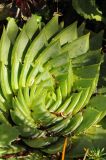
[0,14,106,158]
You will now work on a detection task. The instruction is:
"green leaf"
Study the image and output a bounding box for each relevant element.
[73,64,100,79]
[44,15,60,40]
[23,14,41,40]
[0,63,12,101]
[52,21,78,45]
[23,137,58,148]
[72,0,102,21]
[26,40,61,86]
[72,50,101,67]
[6,18,18,44]
[11,30,29,91]
[42,138,65,154]
[62,112,83,135]
[0,111,9,125]
[90,31,104,50]
[19,16,60,88]
[0,28,10,65]
[0,124,19,147]
[72,88,90,114]
[11,15,40,91]
[76,108,102,134]
[71,127,106,158]
[78,22,86,36]
[62,33,89,58]
[64,92,82,115]
[87,95,106,121]
[0,145,25,157]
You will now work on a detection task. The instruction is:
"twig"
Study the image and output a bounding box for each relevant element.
[83,148,89,160]
[61,138,68,160]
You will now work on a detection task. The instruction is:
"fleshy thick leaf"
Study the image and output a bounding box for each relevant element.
[76,108,102,134]
[6,18,18,44]
[87,95,106,121]
[62,33,89,58]
[0,124,19,147]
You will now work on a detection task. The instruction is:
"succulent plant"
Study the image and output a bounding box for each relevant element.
[0,14,106,159]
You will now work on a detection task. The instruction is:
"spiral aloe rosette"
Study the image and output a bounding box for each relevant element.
[0,14,106,156]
